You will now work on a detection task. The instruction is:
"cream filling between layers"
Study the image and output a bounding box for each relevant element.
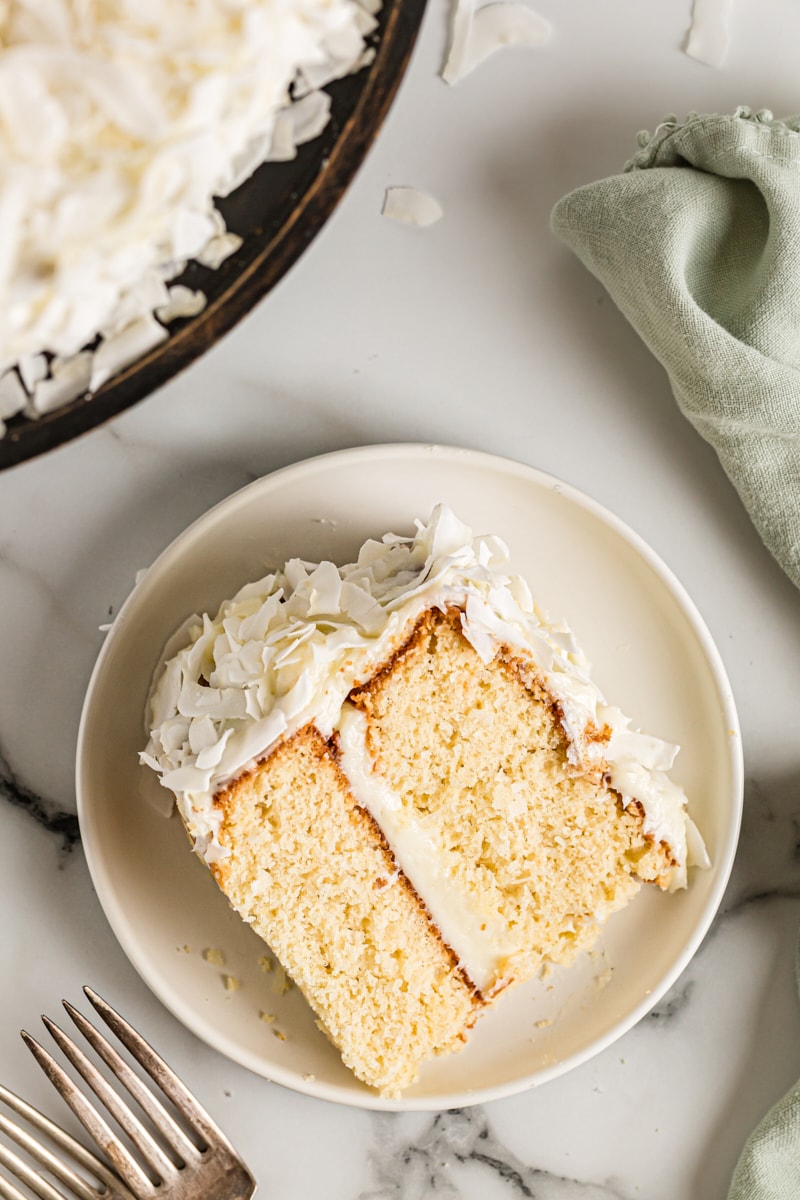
[337,703,513,995]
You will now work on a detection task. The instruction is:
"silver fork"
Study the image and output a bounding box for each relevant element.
[0,1082,135,1200]
[3,986,255,1200]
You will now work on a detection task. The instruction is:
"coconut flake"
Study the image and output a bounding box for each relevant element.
[102,274,172,340]
[442,0,474,86]
[443,0,551,85]
[265,113,298,163]
[30,352,92,416]
[266,91,333,164]
[224,130,277,190]
[382,187,444,228]
[90,315,168,392]
[288,91,335,148]
[294,31,376,97]
[170,211,220,264]
[685,0,733,68]
[354,6,379,36]
[0,370,27,420]
[17,354,48,395]
[156,286,208,324]
[195,233,244,271]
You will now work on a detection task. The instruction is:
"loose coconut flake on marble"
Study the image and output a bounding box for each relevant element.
[443,0,551,85]
[685,0,733,68]
[382,187,444,228]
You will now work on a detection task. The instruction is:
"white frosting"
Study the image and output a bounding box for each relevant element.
[141,505,706,884]
[0,0,375,425]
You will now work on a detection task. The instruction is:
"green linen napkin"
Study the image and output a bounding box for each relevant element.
[727,940,800,1200]
[551,107,800,590]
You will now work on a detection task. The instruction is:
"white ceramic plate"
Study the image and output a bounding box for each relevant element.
[76,444,742,1111]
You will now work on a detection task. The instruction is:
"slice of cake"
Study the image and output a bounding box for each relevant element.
[140,505,707,1095]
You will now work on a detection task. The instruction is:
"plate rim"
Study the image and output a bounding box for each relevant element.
[76,442,744,1111]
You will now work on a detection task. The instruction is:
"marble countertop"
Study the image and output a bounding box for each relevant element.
[2,2,799,1197]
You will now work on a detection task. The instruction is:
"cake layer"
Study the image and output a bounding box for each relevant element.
[345,609,670,995]
[212,724,480,1095]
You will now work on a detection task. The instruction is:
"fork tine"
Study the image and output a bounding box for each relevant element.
[0,1171,29,1200]
[38,1018,181,1189]
[0,1086,120,1191]
[82,989,230,1148]
[61,1004,198,1163]
[37,1012,179,1190]
[0,1135,67,1200]
[0,1086,118,1200]
[21,1032,153,1197]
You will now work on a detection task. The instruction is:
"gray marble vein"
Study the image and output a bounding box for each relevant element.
[360,1109,632,1200]
[646,980,695,1022]
[0,738,79,855]
[720,772,800,916]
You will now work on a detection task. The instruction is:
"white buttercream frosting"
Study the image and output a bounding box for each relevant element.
[141,505,708,885]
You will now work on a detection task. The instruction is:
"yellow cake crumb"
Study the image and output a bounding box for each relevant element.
[273,967,293,995]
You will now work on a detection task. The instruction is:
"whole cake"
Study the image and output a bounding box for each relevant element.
[141,506,707,1095]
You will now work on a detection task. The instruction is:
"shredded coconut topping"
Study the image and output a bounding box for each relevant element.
[0,0,376,424]
[141,505,707,886]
